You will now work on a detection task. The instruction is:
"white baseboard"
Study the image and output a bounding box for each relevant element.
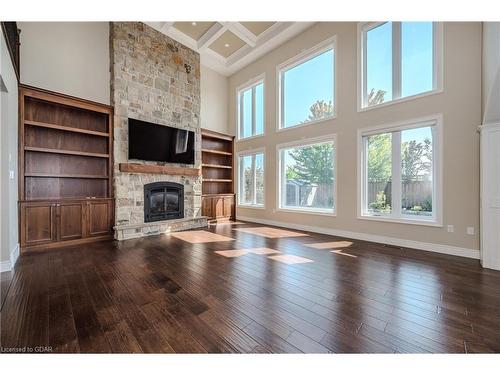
[0,243,20,273]
[237,215,480,260]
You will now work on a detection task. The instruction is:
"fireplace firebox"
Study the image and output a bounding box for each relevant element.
[144,182,184,222]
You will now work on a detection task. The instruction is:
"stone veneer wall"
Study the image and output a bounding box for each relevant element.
[110,22,205,240]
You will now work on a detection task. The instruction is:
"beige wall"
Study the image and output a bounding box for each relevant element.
[0,28,19,266]
[229,22,481,254]
[201,65,229,134]
[18,22,110,104]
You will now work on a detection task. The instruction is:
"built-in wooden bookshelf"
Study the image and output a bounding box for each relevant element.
[201,129,235,221]
[19,85,114,252]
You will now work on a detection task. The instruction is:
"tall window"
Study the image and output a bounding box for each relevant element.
[237,78,264,140]
[278,38,335,129]
[238,150,265,207]
[360,117,441,224]
[360,22,440,108]
[278,137,336,214]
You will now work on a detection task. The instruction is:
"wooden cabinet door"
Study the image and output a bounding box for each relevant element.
[87,200,112,237]
[223,196,234,219]
[57,202,84,241]
[20,202,57,247]
[201,196,214,219]
[213,197,225,219]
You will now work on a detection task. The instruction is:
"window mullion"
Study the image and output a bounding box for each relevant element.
[238,157,243,204]
[362,30,368,107]
[392,22,402,100]
[279,150,284,208]
[280,74,285,129]
[251,155,256,205]
[392,131,402,218]
[239,93,244,138]
[251,87,256,137]
[362,137,368,215]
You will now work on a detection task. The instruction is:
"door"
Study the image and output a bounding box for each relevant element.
[21,202,57,247]
[213,197,225,219]
[87,199,112,237]
[201,196,214,220]
[58,202,84,241]
[223,195,235,219]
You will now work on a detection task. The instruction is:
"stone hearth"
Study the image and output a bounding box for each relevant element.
[110,22,207,240]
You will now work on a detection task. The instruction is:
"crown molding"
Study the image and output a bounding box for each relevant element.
[145,21,315,76]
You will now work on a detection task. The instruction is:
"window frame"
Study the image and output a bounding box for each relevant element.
[357,114,443,226]
[276,134,337,216]
[276,36,337,132]
[236,147,266,209]
[236,73,266,141]
[357,22,443,111]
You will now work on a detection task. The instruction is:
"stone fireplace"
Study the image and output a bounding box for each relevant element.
[110,22,207,240]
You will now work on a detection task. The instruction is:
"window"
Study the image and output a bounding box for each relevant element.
[238,150,265,207]
[237,78,264,140]
[360,116,441,225]
[278,137,336,214]
[360,22,441,108]
[278,38,335,130]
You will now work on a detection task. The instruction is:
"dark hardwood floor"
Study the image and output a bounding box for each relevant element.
[1,221,500,353]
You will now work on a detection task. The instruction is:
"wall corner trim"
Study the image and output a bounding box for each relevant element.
[1,244,20,273]
[236,215,480,260]
[10,243,19,268]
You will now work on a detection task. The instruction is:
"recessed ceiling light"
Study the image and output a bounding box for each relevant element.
[224,43,230,48]
[191,22,197,26]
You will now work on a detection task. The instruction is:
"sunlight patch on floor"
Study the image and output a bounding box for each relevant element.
[246,247,281,255]
[209,221,246,226]
[331,249,357,258]
[215,247,281,258]
[233,226,309,238]
[304,241,353,249]
[214,249,250,258]
[170,231,235,244]
[268,254,314,264]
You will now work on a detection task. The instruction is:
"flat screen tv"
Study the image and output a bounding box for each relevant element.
[128,118,195,164]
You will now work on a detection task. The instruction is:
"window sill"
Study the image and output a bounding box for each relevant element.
[277,114,336,133]
[277,207,336,217]
[357,214,442,227]
[236,133,265,143]
[237,204,265,210]
[358,89,443,113]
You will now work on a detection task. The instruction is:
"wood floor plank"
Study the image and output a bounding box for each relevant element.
[2,221,500,353]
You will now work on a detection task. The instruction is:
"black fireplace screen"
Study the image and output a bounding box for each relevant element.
[144,182,184,222]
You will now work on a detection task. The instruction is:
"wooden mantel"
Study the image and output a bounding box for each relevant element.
[119,163,201,176]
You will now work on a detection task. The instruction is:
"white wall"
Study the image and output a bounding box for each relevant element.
[0,28,19,270]
[480,22,500,270]
[482,22,500,124]
[200,65,229,134]
[18,22,110,104]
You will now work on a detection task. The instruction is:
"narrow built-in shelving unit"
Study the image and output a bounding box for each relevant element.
[201,129,235,222]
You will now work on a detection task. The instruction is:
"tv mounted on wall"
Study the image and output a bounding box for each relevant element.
[128,118,195,164]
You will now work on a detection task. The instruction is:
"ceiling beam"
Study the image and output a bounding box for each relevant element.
[197,23,226,50]
[226,23,257,47]
[160,22,174,34]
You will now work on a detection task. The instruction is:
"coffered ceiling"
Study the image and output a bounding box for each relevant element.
[145,22,314,76]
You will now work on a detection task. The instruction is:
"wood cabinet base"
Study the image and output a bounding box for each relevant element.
[201,194,235,222]
[21,234,114,253]
[19,198,114,254]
